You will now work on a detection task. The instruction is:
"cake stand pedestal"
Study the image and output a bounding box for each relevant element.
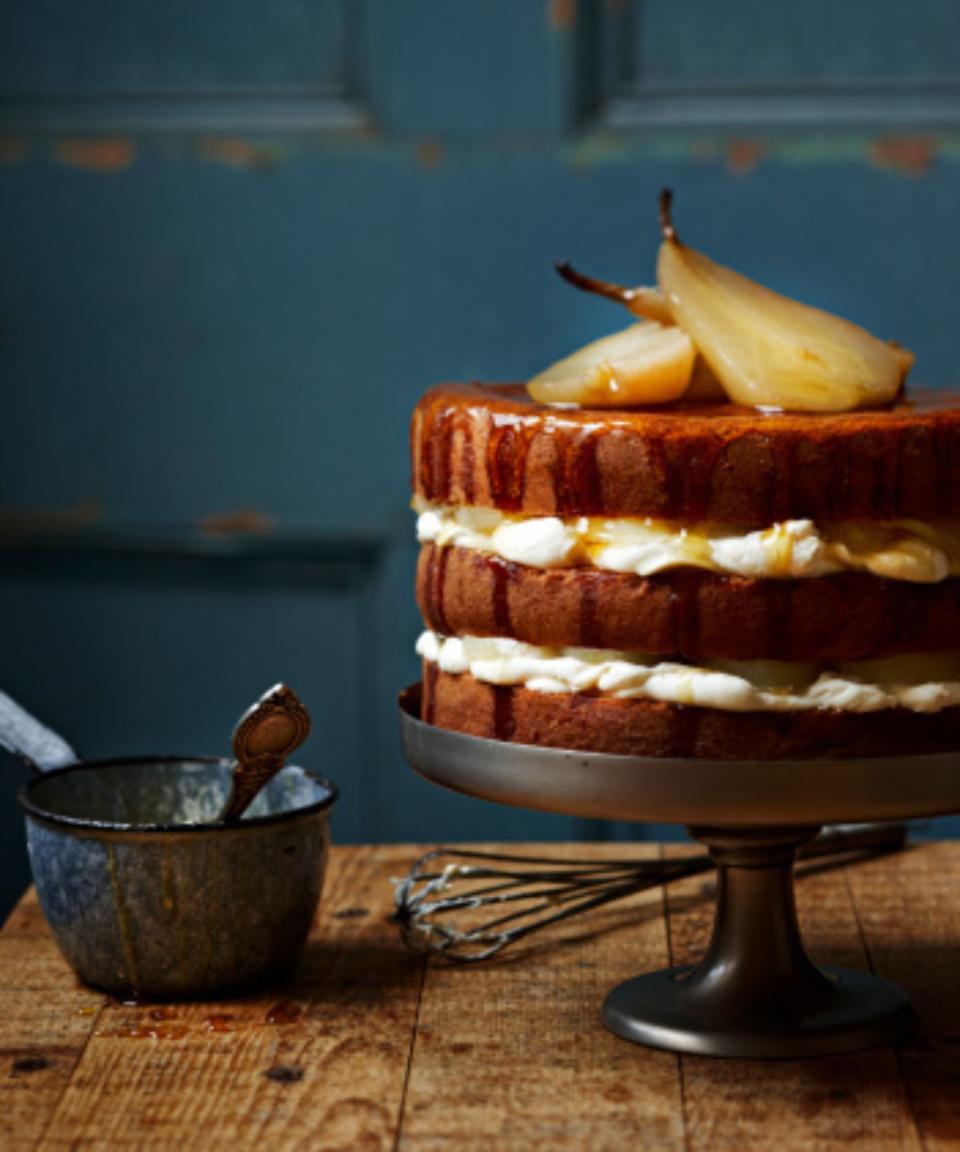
[602,824,911,1058]
[399,684,960,1059]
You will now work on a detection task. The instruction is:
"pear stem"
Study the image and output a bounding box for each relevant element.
[659,188,678,244]
[555,262,631,306]
[554,261,673,324]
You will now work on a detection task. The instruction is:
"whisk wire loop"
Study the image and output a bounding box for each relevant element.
[392,825,907,962]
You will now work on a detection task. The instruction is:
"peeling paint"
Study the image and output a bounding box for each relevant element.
[565,129,960,171]
[0,500,103,532]
[566,130,642,168]
[547,0,576,31]
[726,138,765,174]
[869,136,935,178]
[0,127,954,172]
[53,137,134,172]
[415,137,444,170]
[772,135,876,165]
[195,137,279,171]
[690,137,723,164]
[0,137,26,166]
[197,507,274,536]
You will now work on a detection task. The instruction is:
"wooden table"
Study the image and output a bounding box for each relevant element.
[2,841,958,1151]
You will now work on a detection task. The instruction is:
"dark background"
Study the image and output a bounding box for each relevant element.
[2,0,959,916]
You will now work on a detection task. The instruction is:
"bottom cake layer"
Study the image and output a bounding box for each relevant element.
[422,665,960,760]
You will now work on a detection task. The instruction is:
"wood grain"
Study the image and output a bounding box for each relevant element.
[663,844,923,1152]
[845,843,960,1151]
[396,843,685,1152]
[0,943,104,1152]
[2,842,958,1151]
[30,846,426,1152]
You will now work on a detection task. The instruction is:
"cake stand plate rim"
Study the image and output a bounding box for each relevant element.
[399,682,960,826]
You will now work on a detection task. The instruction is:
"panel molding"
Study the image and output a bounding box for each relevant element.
[0,92,370,135]
[601,83,960,132]
[0,1,372,135]
[578,0,960,132]
[0,529,384,591]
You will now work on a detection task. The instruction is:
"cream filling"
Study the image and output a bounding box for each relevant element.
[415,502,960,583]
[417,631,960,714]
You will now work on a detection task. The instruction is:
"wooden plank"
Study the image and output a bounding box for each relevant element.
[2,843,958,1151]
[0,931,105,1152]
[397,842,686,1152]
[664,842,923,1152]
[846,841,960,1151]
[32,845,426,1152]
[3,886,49,937]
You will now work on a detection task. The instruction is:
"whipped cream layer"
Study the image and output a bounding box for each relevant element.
[415,502,960,583]
[418,631,960,714]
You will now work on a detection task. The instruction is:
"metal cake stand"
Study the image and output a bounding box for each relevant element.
[399,684,960,1059]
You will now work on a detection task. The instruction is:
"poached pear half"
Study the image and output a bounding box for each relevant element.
[527,321,695,408]
[656,190,911,412]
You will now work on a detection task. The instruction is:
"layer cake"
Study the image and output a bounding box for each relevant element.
[411,384,960,759]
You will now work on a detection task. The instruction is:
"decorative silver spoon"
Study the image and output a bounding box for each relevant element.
[219,683,311,822]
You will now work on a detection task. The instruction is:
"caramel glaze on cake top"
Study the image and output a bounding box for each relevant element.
[411,384,960,524]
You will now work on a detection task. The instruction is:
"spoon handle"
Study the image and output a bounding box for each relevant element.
[219,684,311,823]
[0,690,79,774]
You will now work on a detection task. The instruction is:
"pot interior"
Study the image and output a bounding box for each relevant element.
[23,759,333,829]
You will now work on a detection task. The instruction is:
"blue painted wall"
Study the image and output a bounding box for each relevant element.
[2,1,959,914]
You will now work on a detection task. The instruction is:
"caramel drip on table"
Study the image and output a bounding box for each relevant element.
[265,1001,303,1025]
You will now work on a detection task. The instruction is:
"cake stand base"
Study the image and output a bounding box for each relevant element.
[601,826,914,1059]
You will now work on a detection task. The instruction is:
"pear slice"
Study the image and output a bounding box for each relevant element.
[556,262,673,325]
[527,322,695,408]
[656,191,911,412]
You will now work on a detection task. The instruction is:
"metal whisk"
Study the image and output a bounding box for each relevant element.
[392,823,908,962]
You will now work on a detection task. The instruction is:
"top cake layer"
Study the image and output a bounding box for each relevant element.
[412,384,960,524]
